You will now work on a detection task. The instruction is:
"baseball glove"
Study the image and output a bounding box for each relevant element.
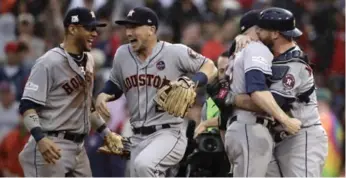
[154,76,197,118]
[97,132,131,159]
[206,77,234,130]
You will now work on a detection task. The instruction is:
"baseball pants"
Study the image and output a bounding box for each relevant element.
[266,125,328,177]
[224,117,274,177]
[129,125,187,177]
[19,136,92,177]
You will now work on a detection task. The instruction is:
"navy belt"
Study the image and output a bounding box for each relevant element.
[45,131,86,143]
[228,116,274,129]
[132,124,171,135]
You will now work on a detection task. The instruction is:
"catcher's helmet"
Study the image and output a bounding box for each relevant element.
[257,7,302,38]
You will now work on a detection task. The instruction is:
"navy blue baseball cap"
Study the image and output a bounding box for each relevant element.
[63,7,107,28]
[115,7,159,29]
[239,10,261,33]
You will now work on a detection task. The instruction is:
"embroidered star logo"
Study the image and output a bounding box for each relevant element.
[127,10,135,17]
[90,11,95,18]
[71,15,79,23]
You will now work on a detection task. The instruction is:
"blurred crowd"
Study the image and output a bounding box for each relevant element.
[0,0,344,177]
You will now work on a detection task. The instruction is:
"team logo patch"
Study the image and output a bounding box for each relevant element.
[156,61,165,70]
[25,82,39,91]
[282,74,295,90]
[71,15,79,23]
[187,48,199,59]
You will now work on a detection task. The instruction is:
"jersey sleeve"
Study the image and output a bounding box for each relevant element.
[109,48,124,91]
[174,44,207,73]
[243,42,273,75]
[21,60,51,105]
[269,63,306,98]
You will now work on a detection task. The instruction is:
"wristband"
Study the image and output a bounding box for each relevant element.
[97,124,111,138]
[96,123,107,133]
[30,127,45,142]
[100,127,111,138]
[191,72,208,87]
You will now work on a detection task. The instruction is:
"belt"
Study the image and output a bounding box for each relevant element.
[228,116,274,129]
[132,124,171,135]
[45,131,86,143]
[301,123,322,128]
[273,123,322,142]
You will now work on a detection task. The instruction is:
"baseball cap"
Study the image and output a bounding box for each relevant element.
[63,7,107,28]
[239,10,260,33]
[115,7,159,29]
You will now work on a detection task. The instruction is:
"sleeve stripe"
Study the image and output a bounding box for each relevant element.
[245,67,272,75]
[21,97,46,106]
[109,77,123,91]
[270,89,296,99]
[197,57,207,71]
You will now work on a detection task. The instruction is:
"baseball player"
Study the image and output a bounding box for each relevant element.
[95,7,217,177]
[229,8,328,177]
[223,10,302,177]
[18,7,118,177]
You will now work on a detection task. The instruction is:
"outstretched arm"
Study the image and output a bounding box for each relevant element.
[233,94,264,113]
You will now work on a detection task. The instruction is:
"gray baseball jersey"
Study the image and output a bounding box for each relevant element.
[21,46,94,134]
[109,41,206,177]
[266,47,328,177]
[19,46,95,177]
[229,41,273,119]
[224,41,275,177]
[109,41,206,128]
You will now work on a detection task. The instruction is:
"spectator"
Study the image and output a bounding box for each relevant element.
[17,13,45,64]
[181,22,203,52]
[0,115,29,177]
[0,81,20,143]
[200,20,225,61]
[66,0,107,12]
[167,0,202,43]
[0,41,29,101]
[0,13,16,62]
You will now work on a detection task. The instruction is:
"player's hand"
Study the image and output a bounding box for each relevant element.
[194,121,208,138]
[235,34,257,53]
[96,93,115,118]
[37,137,61,164]
[281,118,302,135]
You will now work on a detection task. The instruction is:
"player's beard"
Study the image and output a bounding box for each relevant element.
[261,37,274,50]
[76,35,90,52]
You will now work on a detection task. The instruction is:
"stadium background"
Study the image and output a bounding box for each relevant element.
[0,0,344,177]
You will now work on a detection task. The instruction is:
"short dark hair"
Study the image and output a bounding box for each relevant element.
[220,50,230,58]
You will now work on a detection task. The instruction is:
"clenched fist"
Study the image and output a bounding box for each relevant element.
[281,118,302,135]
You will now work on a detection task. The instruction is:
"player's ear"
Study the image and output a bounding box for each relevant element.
[68,25,77,35]
[271,31,279,40]
[149,26,156,35]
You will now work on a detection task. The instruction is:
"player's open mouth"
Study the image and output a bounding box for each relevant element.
[87,39,93,46]
[129,39,138,44]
